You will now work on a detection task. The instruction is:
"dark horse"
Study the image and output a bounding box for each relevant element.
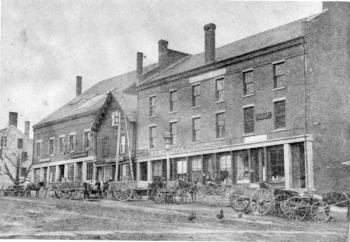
[83,181,103,199]
[24,181,46,198]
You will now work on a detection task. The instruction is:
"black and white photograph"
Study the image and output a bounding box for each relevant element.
[0,0,350,241]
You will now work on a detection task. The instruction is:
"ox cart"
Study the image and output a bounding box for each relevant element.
[108,181,151,201]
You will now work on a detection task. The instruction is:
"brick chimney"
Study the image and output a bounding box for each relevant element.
[9,112,18,127]
[24,121,30,138]
[204,23,216,63]
[76,76,82,96]
[158,39,169,70]
[137,52,143,76]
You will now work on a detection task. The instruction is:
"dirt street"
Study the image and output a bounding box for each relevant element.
[0,196,348,241]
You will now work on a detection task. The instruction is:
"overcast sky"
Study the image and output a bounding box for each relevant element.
[1,0,322,136]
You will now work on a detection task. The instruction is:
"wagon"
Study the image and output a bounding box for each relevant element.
[108,181,151,201]
[48,181,85,199]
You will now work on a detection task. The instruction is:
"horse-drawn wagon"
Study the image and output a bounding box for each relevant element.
[108,181,151,201]
[48,180,104,199]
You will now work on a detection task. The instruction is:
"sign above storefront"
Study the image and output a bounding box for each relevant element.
[70,151,88,159]
[256,112,272,121]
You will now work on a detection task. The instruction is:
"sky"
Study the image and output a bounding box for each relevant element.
[0,0,322,136]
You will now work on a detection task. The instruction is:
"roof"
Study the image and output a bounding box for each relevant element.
[141,16,312,85]
[36,64,157,127]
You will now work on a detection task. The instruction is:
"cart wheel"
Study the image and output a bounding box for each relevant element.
[283,196,308,221]
[251,189,274,215]
[231,195,250,212]
[74,190,84,200]
[274,194,290,217]
[111,191,123,201]
[153,191,163,204]
[310,201,331,222]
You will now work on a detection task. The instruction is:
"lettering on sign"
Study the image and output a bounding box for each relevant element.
[256,112,272,121]
[70,151,88,159]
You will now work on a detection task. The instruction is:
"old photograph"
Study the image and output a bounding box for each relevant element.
[0,0,350,241]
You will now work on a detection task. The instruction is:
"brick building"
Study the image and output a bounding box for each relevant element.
[31,72,152,183]
[135,2,350,193]
[0,112,32,187]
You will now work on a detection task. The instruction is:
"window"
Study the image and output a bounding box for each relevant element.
[49,166,56,182]
[0,136,7,148]
[49,138,55,155]
[269,146,285,181]
[84,131,91,149]
[192,84,200,107]
[243,70,254,95]
[191,157,202,182]
[274,100,286,129]
[170,122,178,145]
[59,136,65,154]
[149,96,156,116]
[169,90,177,112]
[192,117,200,142]
[102,137,109,157]
[177,159,187,180]
[216,112,225,138]
[273,62,285,89]
[121,163,131,181]
[153,161,162,178]
[219,154,232,185]
[120,135,126,154]
[112,111,120,127]
[215,78,224,101]
[36,141,41,157]
[234,151,249,184]
[86,162,93,180]
[17,138,23,149]
[68,164,74,181]
[244,107,254,133]
[149,126,156,149]
[21,151,27,162]
[21,167,27,177]
[69,134,76,152]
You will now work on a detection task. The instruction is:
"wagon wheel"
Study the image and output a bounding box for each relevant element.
[251,188,274,215]
[283,196,309,221]
[231,195,250,212]
[310,201,331,222]
[153,191,164,204]
[111,191,123,201]
[73,189,84,200]
[274,194,290,217]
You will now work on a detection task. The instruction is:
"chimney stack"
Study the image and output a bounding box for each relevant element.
[158,39,169,69]
[9,112,18,127]
[204,23,216,63]
[24,121,30,138]
[76,76,82,96]
[137,52,143,76]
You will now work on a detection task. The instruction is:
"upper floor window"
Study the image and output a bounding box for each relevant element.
[192,84,200,107]
[21,151,27,162]
[169,90,177,112]
[149,96,156,116]
[36,141,41,158]
[273,62,285,89]
[243,70,254,96]
[84,130,91,149]
[274,100,286,129]
[69,134,76,152]
[49,138,55,155]
[192,117,201,142]
[112,111,120,127]
[59,136,65,154]
[244,106,254,133]
[120,135,126,154]
[17,138,23,149]
[102,137,109,157]
[149,126,156,149]
[170,121,178,145]
[215,78,224,101]
[216,112,225,138]
[0,136,7,148]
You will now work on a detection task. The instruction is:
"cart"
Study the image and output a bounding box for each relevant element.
[196,182,230,206]
[48,181,85,199]
[108,181,151,201]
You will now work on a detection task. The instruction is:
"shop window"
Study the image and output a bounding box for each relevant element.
[268,146,284,184]
[76,162,82,181]
[68,164,74,181]
[177,160,187,180]
[96,167,103,181]
[152,161,162,179]
[86,162,93,180]
[234,151,249,184]
[250,148,266,183]
[219,154,232,185]
[191,157,202,182]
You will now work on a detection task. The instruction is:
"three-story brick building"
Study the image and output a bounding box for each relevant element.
[135,2,350,192]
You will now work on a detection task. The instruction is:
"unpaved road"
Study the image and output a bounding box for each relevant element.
[0,196,348,241]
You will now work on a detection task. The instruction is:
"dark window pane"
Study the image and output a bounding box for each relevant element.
[244,107,254,133]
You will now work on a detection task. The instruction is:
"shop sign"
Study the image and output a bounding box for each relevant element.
[256,112,272,121]
[70,151,88,159]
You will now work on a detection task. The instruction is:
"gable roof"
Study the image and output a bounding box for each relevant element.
[141,15,316,85]
[35,64,157,127]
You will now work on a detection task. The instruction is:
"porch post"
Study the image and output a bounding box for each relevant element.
[305,140,314,191]
[166,155,170,181]
[283,143,292,189]
[147,160,152,183]
[64,164,69,180]
[55,165,60,182]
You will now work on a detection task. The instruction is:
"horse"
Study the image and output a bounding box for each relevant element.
[83,180,103,199]
[24,181,46,198]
